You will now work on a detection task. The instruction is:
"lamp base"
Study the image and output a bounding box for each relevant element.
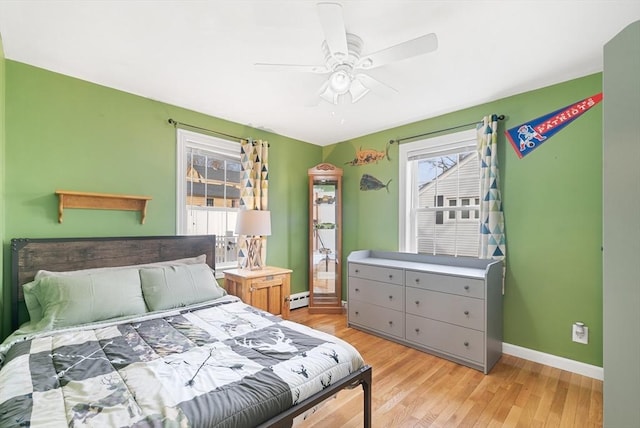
[246,237,265,270]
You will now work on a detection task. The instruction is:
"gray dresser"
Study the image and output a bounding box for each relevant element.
[347,250,503,374]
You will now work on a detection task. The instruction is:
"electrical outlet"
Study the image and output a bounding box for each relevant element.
[572,323,589,344]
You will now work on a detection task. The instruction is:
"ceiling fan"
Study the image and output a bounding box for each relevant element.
[255,2,438,105]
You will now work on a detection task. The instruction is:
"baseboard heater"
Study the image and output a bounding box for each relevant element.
[289,291,310,309]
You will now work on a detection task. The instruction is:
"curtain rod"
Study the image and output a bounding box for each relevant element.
[390,114,505,145]
[167,118,244,143]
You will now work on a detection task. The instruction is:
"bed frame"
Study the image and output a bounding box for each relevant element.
[10,235,372,428]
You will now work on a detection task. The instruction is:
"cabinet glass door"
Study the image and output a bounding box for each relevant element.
[308,163,342,314]
[312,181,338,303]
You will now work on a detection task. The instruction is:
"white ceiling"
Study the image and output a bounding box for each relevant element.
[1,1,639,146]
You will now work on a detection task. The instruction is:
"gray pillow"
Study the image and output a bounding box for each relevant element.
[140,264,226,311]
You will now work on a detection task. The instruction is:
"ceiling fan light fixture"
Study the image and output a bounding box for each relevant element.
[349,77,370,103]
[319,83,339,104]
[329,69,352,94]
[255,4,438,107]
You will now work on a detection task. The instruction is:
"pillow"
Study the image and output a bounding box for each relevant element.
[34,254,207,280]
[26,255,208,323]
[33,268,147,329]
[140,263,226,311]
[22,281,44,323]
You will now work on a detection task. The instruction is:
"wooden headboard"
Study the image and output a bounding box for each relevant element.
[11,235,216,330]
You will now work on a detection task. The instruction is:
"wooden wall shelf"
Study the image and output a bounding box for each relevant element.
[55,190,152,224]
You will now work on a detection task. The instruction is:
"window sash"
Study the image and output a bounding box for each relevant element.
[399,128,478,255]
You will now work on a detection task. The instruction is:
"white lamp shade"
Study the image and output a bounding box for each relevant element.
[349,77,370,103]
[235,210,271,236]
[329,70,351,94]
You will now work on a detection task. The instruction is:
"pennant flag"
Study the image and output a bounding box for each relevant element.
[505,92,603,158]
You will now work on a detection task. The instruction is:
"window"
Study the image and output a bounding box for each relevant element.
[399,129,480,257]
[177,129,241,269]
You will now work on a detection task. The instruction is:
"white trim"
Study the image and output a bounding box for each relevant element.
[404,129,477,160]
[502,342,603,380]
[398,128,477,252]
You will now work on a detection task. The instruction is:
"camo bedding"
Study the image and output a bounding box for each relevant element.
[0,295,365,427]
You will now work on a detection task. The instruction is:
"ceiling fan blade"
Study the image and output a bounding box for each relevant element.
[354,73,398,93]
[254,63,330,73]
[357,33,438,69]
[317,2,349,60]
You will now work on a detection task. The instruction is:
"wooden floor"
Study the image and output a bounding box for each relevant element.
[289,308,603,428]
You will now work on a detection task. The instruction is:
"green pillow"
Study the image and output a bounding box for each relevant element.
[34,268,147,329]
[27,255,207,323]
[22,280,44,323]
[140,264,226,311]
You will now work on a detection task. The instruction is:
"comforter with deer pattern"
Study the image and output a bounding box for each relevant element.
[0,295,364,427]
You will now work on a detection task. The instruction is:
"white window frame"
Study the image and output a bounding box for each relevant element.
[399,128,477,253]
[176,129,241,271]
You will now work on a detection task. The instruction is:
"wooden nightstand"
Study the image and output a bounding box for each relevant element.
[224,266,292,319]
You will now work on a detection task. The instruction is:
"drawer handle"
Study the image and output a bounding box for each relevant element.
[388,321,393,326]
[415,278,420,283]
[415,328,420,333]
[355,288,360,292]
[355,311,359,315]
[389,274,393,279]
[464,341,469,347]
[355,269,360,273]
[388,295,393,300]
[464,310,469,316]
[464,285,470,291]
[415,300,420,305]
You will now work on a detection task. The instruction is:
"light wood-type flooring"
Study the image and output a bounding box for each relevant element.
[289,308,603,428]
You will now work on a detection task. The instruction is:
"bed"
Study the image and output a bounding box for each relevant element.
[1,235,371,427]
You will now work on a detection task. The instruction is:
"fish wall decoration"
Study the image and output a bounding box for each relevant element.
[360,174,391,192]
[346,141,394,166]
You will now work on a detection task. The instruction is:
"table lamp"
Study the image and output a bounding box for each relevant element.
[235,209,271,270]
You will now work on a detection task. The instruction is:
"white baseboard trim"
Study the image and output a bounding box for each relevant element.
[502,343,603,380]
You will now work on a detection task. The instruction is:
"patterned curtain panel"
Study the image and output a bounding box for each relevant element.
[238,139,269,268]
[477,115,506,261]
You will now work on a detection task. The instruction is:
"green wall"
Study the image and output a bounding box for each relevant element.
[2,59,603,367]
[2,61,321,338]
[0,37,5,342]
[324,73,603,366]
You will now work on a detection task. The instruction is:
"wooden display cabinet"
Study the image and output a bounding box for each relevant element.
[308,163,344,314]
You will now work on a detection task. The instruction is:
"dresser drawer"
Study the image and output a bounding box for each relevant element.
[349,263,404,286]
[348,277,404,311]
[348,300,404,339]
[406,287,485,331]
[406,314,484,364]
[405,270,485,299]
